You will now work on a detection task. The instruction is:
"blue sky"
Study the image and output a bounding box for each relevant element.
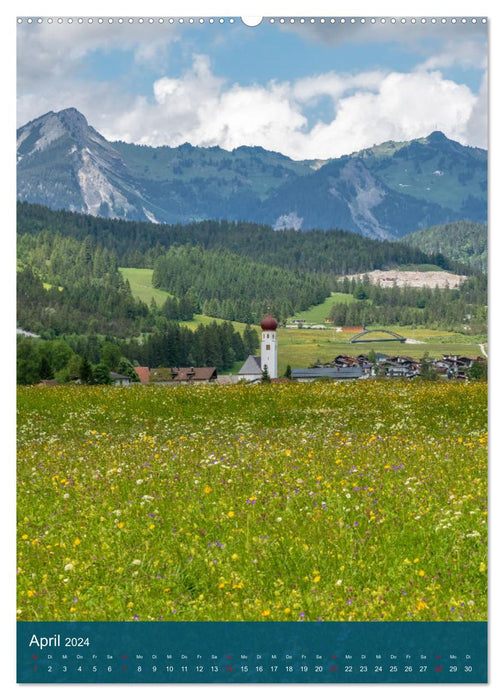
[17,15,488,159]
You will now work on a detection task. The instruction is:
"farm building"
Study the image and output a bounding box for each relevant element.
[109,372,132,386]
[171,367,218,383]
[148,367,217,384]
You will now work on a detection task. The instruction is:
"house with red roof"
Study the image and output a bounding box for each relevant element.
[134,366,150,383]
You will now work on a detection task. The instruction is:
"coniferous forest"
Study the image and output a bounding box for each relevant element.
[328,274,487,331]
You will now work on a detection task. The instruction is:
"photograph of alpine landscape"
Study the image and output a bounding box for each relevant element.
[16,15,488,633]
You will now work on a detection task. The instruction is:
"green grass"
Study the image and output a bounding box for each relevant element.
[17,382,487,622]
[292,292,356,324]
[183,315,253,334]
[119,268,171,306]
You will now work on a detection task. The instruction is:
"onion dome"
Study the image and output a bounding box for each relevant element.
[260,314,278,331]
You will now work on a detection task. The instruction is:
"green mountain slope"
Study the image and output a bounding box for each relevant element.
[354,131,487,215]
[402,221,487,271]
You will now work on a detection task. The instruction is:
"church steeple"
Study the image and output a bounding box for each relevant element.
[260,314,278,379]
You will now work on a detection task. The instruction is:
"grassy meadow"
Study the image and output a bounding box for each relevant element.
[119,267,170,307]
[291,292,356,322]
[17,381,487,622]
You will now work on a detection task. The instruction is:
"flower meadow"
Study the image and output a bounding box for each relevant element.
[17,381,487,622]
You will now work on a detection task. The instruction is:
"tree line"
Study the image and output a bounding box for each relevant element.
[17,228,329,334]
[18,201,468,276]
[403,220,487,272]
[16,322,260,385]
[17,226,156,337]
[328,274,487,332]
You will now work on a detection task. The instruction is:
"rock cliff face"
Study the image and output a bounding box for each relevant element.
[17,108,487,239]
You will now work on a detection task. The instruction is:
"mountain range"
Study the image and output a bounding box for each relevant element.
[17,108,487,240]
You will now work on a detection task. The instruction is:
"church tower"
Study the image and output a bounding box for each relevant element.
[260,314,278,379]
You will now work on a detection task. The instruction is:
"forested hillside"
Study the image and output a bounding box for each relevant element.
[17,221,330,332]
[152,244,330,324]
[17,201,464,275]
[402,221,487,271]
[17,201,484,337]
[328,274,487,332]
[17,240,149,337]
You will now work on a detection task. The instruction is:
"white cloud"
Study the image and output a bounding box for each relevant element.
[292,70,386,102]
[463,72,488,149]
[95,56,308,151]
[17,20,180,92]
[417,40,488,71]
[91,58,483,159]
[298,70,479,158]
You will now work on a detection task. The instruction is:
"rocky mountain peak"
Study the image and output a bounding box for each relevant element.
[427,130,449,143]
[55,107,91,138]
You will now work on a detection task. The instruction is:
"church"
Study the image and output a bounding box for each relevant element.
[237,314,278,382]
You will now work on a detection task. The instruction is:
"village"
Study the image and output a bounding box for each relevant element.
[38,313,483,387]
[101,351,483,386]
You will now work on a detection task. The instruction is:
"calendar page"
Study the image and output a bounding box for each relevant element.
[15,9,488,685]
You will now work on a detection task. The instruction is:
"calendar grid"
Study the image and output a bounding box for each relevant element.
[17,621,487,683]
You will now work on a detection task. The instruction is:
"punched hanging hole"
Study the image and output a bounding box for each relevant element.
[241,17,263,27]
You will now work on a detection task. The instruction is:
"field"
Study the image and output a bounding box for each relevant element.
[17,381,487,623]
[119,267,171,307]
[290,292,356,323]
[276,328,485,375]
[119,267,251,333]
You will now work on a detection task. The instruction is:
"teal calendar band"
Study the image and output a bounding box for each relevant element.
[17,620,487,683]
